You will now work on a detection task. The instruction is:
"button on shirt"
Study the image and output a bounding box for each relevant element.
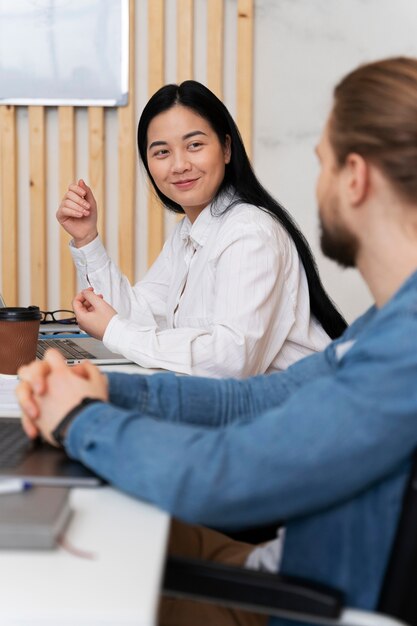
[70,194,330,377]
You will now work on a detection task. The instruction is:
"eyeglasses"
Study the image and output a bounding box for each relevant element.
[40,310,77,325]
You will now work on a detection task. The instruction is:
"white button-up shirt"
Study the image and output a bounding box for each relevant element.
[70,195,330,377]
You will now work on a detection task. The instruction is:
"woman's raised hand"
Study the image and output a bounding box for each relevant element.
[57,179,99,248]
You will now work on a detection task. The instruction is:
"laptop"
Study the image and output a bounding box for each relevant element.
[0,416,102,487]
[0,293,131,366]
[37,335,132,366]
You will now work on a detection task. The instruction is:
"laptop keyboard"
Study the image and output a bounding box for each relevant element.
[37,338,95,360]
[0,418,33,468]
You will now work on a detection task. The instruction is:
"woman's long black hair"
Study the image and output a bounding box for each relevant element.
[137,80,346,339]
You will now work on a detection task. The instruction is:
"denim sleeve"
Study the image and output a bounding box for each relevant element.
[66,311,417,529]
[106,349,330,427]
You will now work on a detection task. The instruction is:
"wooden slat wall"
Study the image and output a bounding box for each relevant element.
[29,106,47,309]
[0,0,254,307]
[237,0,254,158]
[118,0,136,283]
[147,0,165,267]
[207,0,224,99]
[88,107,105,244]
[177,0,194,83]
[0,105,18,305]
[58,106,76,309]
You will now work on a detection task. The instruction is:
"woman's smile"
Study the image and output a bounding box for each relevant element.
[172,177,201,190]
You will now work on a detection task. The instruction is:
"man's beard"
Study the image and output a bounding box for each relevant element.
[319,213,358,269]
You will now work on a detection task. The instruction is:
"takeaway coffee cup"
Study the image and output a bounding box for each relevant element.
[0,306,42,375]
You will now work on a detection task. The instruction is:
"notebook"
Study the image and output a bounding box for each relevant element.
[0,292,131,366]
[0,486,72,549]
[0,416,102,487]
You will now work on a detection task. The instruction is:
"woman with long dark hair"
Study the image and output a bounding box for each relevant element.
[57,80,346,377]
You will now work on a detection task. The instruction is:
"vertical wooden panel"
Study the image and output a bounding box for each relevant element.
[0,106,18,305]
[237,0,254,158]
[207,0,224,99]
[147,0,165,266]
[177,0,194,82]
[29,106,47,309]
[118,0,135,281]
[3,2,255,305]
[58,106,76,309]
[88,107,105,243]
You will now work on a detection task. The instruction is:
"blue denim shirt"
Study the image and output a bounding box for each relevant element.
[66,270,417,623]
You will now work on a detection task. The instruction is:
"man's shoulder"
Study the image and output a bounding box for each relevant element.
[340,275,417,351]
[314,289,417,391]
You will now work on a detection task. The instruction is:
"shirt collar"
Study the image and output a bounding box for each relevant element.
[179,188,236,248]
[180,205,213,248]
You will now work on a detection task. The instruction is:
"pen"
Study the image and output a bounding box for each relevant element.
[0,479,32,495]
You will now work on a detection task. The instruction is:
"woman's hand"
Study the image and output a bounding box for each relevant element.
[73,288,117,340]
[17,349,108,445]
[57,179,98,247]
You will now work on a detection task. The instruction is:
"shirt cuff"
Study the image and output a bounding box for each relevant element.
[70,235,110,274]
[53,397,103,447]
[103,314,136,357]
[65,401,109,459]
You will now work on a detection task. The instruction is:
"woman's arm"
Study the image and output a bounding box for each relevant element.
[59,179,176,329]
[70,235,172,328]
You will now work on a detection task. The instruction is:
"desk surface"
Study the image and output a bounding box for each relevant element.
[0,363,170,625]
[0,486,170,626]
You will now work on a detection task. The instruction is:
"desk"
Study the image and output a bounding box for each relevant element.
[0,363,171,625]
[0,487,170,625]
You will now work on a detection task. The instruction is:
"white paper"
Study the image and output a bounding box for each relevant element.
[0,374,20,416]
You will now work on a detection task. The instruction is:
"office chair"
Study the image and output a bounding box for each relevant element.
[162,452,417,626]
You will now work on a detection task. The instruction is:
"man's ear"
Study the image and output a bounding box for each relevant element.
[345,153,369,206]
[224,134,232,164]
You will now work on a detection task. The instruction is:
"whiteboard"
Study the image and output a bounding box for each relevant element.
[0,0,129,106]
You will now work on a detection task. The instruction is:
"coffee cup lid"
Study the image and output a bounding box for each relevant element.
[0,306,42,321]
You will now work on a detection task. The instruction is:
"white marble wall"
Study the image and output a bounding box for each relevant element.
[253,0,417,322]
